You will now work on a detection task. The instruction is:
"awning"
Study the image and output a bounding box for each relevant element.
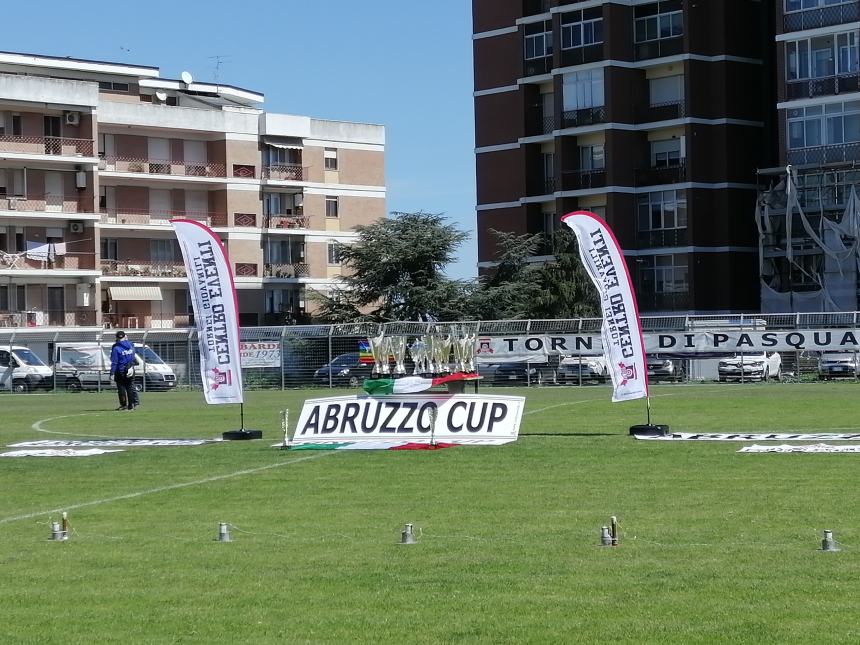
[109,286,163,301]
[264,140,303,150]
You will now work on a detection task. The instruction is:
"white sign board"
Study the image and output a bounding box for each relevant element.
[293,394,525,447]
[240,341,281,368]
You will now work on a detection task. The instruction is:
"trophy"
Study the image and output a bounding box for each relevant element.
[389,336,407,376]
[422,334,436,374]
[452,328,477,373]
[408,338,427,376]
[367,332,391,377]
[433,333,453,374]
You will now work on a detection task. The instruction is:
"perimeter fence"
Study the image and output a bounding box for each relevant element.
[2,312,860,394]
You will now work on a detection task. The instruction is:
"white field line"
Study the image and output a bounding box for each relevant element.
[32,413,115,438]
[524,391,678,416]
[0,452,333,526]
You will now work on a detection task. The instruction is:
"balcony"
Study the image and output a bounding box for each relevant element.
[266,214,309,229]
[634,100,686,124]
[100,259,186,278]
[635,161,688,186]
[636,292,692,312]
[787,143,860,166]
[0,310,97,327]
[1,194,94,214]
[99,207,223,227]
[14,255,95,271]
[785,74,860,100]
[784,3,859,32]
[637,228,689,247]
[526,105,556,136]
[263,262,310,278]
[634,36,684,61]
[262,164,305,181]
[0,134,94,158]
[560,44,603,68]
[561,169,606,191]
[561,106,606,129]
[102,312,192,329]
[523,56,552,78]
[522,0,551,17]
[100,156,227,178]
[527,177,556,197]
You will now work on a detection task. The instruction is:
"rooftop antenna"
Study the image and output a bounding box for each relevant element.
[207,55,230,83]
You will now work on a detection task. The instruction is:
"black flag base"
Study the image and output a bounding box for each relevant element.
[222,429,263,441]
[629,424,670,437]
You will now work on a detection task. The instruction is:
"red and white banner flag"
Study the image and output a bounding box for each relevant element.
[561,211,648,402]
[172,219,244,404]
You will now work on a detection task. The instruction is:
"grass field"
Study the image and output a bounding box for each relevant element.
[1,383,859,644]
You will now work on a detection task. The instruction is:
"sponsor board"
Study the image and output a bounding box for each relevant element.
[739,443,860,453]
[1,449,123,458]
[633,432,860,441]
[240,341,282,368]
[292,394,524,447]
[9,439,213,448]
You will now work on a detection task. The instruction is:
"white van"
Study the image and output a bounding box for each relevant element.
[0,346,54,393]
[53,343,176,392]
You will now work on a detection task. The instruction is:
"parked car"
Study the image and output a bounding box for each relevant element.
[493,361,556,385]
[133,344,178,390]
[53,343,176,392]
[647,357,684,382]
[717,352,782,382]
[558,356,608,383]
[0,346,54,392]
[313,353,373,388]
[817,351,860,379]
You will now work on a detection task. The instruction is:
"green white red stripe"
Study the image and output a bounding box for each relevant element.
[362,372,480,395]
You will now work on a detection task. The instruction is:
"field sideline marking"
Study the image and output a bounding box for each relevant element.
[32,413,115,438]
[0,452,334,526]
[525,391,678,416]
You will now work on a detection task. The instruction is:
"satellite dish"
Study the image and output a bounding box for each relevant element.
[180,71,193,85]
[155,91,168,102]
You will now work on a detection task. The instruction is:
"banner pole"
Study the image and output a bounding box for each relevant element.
[646,395,651,426]
[240,402,245,432]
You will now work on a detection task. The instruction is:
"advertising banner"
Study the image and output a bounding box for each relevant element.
[293,394,525,447]
[240,341,282,368]
[172,219,244,404]
[562,211,648,402]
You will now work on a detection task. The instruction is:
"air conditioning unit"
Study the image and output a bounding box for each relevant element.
[7,198,18,210]
[64,111,80,126]
[293,193,304,207]
[69,221,84,234]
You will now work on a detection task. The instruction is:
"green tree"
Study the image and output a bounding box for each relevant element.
[311,211,471,322]
[531,228,600,319]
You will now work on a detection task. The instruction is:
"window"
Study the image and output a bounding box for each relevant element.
[98,81,130,92]
[327,243,342,265]
[635,3,683,43]
[325,195,339,218]
[649,75,683,105]
[561,10,603,50]
[639,254,689,294]
[266,289,296,314]
[650,138,683,166]
[0,285,7,311]
[101,238,118,261]
[562,68,604,111]
[15,231,24,253]
[324,148,338,171]
[785,0,855,12]
[637,190,687,231]
[150,239,174,262]
[1,169,25,197]
[787,32,858,80]
[787,101,860,148]
[265,193,293,216]
[542,152,555,181]
[11,115,21,136]
[580,144,605,171]
[524,21,553,60]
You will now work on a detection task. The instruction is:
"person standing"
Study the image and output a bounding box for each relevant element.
[110,330,139,410]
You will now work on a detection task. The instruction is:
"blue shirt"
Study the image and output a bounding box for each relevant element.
[110,339,136,376]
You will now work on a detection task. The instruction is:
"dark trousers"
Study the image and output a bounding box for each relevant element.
[115,371,139,408]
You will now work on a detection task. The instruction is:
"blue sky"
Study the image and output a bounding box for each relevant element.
[5,0,478,278]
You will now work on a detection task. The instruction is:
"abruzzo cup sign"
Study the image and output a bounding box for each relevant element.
[562,211,647,402]
[172,219,244,404]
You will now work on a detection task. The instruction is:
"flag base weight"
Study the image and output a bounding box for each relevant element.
[222,430,263,441]
[629,424,669,437]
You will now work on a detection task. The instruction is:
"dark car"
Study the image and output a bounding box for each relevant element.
[313,353,373,388]
[493,361,556,386]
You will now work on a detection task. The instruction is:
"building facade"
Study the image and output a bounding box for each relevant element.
[0,51,385,328]
[472,0,772,314]
[757,0,860,312]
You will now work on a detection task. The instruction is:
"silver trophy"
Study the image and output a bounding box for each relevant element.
[367,332,391,376]
[452,328,476,373]
[408,338,427,376]
[389,336,407,376]
[422,334,436,374]
[433,333,453,374]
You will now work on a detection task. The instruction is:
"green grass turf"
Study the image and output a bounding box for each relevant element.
[1,383,859,644]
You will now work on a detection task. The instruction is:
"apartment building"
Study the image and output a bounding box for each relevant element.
[757,1,860,312]
[472,0,771,314]
[0,51,385,328]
